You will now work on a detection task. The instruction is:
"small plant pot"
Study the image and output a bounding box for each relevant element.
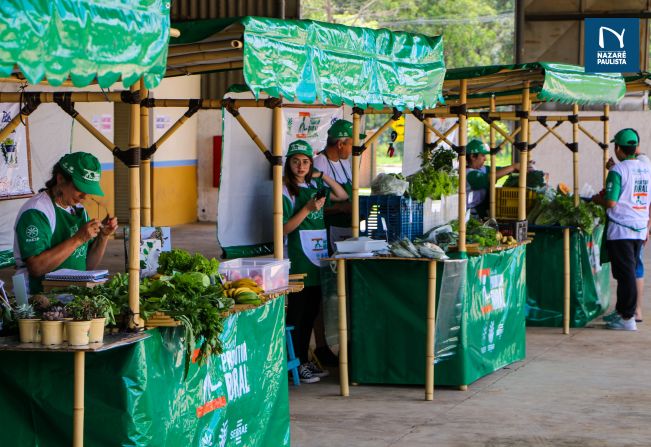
[18,319,40,343]
[65,320,91,346]
[89,318,106,343]
[62,318,73,342]
[40,321,64,346]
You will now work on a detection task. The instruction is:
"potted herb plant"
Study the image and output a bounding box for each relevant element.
[40,302,65,346]
[88,295,114,343]
[15,303,40,343]
[65,297,93,346]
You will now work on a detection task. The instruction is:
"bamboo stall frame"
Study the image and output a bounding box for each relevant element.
[458,80,468,252]
[140,85,151,226]
[425,260,437,401]
[337,259,349,397]
[572,104,580,207]
[603,104,610,187]
[351,112,362,238]
[489,96,497,218]
[518,82,530,222]
[563,228,571,335]
[272,107,284,260]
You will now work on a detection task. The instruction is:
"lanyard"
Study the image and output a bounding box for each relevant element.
[326,157,351,184]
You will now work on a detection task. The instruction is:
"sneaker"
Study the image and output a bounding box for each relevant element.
[314,346,339,367]
[603,310,619,322]
[298,363,320,383]
[306,361,329,378]
[605,314,637,331]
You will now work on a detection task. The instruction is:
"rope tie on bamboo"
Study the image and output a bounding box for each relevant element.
[568,114,579,124]
[536,116,547,125]
[528,143,538,151]
[113,147,140,167]
[449,104,467,116]
[53,93,78,118]
[184,99,203,117]
[352,106,365,116]
[599,142,609,150]
[565,142,579,153]
[454,145,466,156]
[600,115,609,121]
[223,98,239,117]
[140,97,156,108]
[264,151,283,166]
[18,91,41,119]
[489,146,501,155]
[390,107,403,122]
[514,141,528,152]
[515,110,529,119]
[120,90,140,104]
[479,111,494,124]
[264,97,283,109]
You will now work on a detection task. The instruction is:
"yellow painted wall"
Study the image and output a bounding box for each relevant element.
[86,169,115,222]
[152,165,197,226]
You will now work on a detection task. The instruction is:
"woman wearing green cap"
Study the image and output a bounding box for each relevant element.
[283,139,348,383]
[13,152,118,293]
[466,138,521,218]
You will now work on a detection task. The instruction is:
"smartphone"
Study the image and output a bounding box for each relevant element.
[315,188,327,200]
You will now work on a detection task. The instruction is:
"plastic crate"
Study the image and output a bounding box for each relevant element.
[498,220,528,242]
[359,195,423,242]
[495,187,537,220]
[219,257,290,291]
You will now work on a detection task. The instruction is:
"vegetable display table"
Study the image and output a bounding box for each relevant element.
[332,244,527,396]
[0,296,289,446]
[526,225,610,330]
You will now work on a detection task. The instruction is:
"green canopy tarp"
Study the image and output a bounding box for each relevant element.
[0,0,171,88]
[170,17,446,110]
[444,62,626,105]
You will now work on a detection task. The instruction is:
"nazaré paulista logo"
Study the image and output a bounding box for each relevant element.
[585,18,640,73]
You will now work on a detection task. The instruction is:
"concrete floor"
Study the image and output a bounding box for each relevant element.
[2,223,649,446]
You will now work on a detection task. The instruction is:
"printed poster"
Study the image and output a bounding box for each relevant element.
[0,103,33,199]
[281,108,344,156]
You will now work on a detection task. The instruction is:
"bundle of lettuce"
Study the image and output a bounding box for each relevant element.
[528,188,605,234]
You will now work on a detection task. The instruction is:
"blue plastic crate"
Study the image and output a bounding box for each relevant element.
[359,195,423,242]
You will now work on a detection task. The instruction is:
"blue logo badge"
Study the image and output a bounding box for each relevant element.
[585,18,639,73]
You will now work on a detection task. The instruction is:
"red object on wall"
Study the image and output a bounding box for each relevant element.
[213,135,222,188]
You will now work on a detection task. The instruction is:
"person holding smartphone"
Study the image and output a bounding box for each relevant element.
[283,140,348,383]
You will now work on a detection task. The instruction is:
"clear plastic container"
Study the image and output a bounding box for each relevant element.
[219,258,290,291]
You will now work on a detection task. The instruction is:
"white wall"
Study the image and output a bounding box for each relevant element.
[197,109,222,221]
[530,110,651,194]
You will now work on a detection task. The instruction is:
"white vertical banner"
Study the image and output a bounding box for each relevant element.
[403,116,458,176]
[281,107,344,156]
[0,103,33,198]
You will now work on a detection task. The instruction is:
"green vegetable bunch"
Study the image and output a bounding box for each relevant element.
[450,217,500,247]
[528,192,604,234]
[158,249,220,277]
[408,166,459,201]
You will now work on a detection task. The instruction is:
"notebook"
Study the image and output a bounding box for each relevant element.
[44,269,109,282]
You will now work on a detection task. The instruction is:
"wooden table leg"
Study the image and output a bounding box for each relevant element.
[563,228,570,335]
[337,259,349,397]
[425,260,437,401]
[73,351,85,447]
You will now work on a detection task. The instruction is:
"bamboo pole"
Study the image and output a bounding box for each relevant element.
[0,91,125,103]
[425,260,437,401]
[362,114,400,149]
[167,40,243,56]
[578,124,604,147]
[0,113,23,142]
[489,96,497,219]
[424,117,433,146]
[337,259,349,396]
[563,228,571,335]
[422,120,456,148]
[572,104,579,207]
[69,112,118,153]
[165,60,243,77]
[166,49,243,66]
[128,81,142,329]
[152,111,198,152]
[490,121,517,144]
[518,82,530,221]
[272,107,283,260]
[140,85,151,226]
[603,104,610,188]
[458,80,468,252]
[352,112,361,238]
[73,352,85,447]
[231,113,270,155]
[432,122,459,146]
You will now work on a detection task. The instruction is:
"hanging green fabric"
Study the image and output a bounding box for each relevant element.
[526,225,610,327]
[0,249,14,268]
[0,0,170,88]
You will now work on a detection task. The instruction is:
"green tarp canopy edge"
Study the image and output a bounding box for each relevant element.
[0,0,171,89]
[445,62,625,105]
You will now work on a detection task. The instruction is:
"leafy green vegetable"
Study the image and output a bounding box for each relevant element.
[532,191,604,234]
[503,170,546,188]
[408,166,458,201]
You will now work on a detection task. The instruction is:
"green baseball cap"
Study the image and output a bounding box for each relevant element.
[611,128,639,147]
[58,152,104,196]
[286,140,314,158]
[327,119,366,140]
[467,139,490,155]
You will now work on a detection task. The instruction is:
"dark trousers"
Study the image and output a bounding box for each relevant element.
[606,239,643,319]
[286,285,321,364]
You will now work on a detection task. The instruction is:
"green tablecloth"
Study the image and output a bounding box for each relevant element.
[347,245,527,387]
[0,297,290,446]
[526,225,610,327]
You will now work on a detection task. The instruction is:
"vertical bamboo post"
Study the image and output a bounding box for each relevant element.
[140,85,152,226]
[337,259,349,396]
[273,107,284,260]
[489,96,497,219]
[73,352,85,447]
[425,260,437,401]
[572,104,580,207]
[425,117,433,146]
[563,228,571,334]
[458,80,468,252]
[603,104,610,188]
[518,82,530,221]
[128,81,142,329]
[351,112,361,238]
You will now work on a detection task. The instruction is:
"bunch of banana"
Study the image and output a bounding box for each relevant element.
[222,278,263,305]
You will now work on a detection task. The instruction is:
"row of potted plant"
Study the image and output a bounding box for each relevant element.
[15,294,114,346]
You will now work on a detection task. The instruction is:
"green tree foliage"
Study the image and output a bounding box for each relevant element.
[301,0,514,68]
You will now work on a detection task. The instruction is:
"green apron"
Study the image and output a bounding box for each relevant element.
[30,202,90,292]
[325,181,353,252]
[285,178,329,287]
